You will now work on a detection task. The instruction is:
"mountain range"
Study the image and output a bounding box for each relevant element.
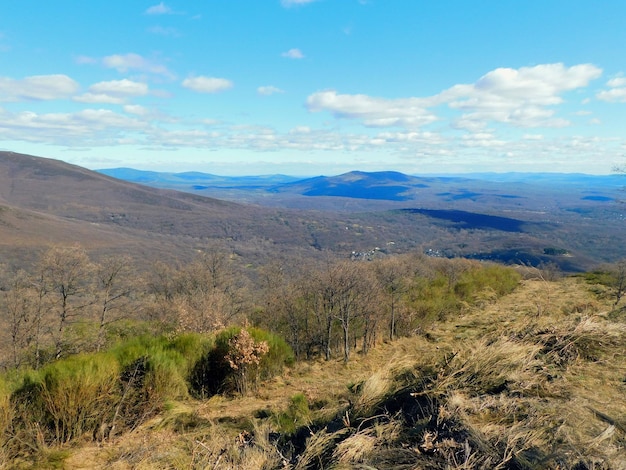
[98,166,624,210]
[1,151,625,272]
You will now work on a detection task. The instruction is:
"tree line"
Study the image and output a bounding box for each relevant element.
[5,243,625,372]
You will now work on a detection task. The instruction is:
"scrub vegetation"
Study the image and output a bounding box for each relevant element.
[1,247,625,469]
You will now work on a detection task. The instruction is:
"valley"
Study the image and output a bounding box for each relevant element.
[1,151,625,469]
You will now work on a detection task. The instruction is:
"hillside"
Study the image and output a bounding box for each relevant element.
[0,152,401,268]
[17,274,626,469]
[97,164,626,272]
[2,151,626,273]
[1,152,625,468]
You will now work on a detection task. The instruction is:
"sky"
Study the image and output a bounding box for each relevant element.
[1,1,626,176]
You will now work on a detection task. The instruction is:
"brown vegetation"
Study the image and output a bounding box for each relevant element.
[0,152,625,468]
[1,246,624,469]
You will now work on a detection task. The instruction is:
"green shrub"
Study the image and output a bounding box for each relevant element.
[247,327,295,378]
[103,319,173,346]
[11,353,120,444]
[455,264,520,302]
[6,332,216,452]
[189,327,294,397]
[167,332,214,370]
[407,274,460,326]
[274,393,311,434]
[112,333,213,402]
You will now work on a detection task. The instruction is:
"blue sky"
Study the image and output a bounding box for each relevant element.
[1,1,625,176]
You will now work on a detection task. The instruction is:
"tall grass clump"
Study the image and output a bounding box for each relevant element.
[11,353,120,445]
[273,393,311,434]
[455,264,521,304]
[111,332,214,403]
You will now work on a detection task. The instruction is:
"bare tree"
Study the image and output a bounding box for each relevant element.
[95,255,134,351]
[374,258,408,341]
[148,247,247,333]
[1,269,32,368]
[3,266,53,368]
[306,259,376,362]
[39,245,94,359]
[607,259,626,307]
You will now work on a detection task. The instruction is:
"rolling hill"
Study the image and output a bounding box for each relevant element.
[0,152,421,269]
[2,151,626,272]
[0,152,328,266]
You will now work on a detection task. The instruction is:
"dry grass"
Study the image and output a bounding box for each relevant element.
[8,276,626,469]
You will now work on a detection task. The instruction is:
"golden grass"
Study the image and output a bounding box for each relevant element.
[10,276,626,469]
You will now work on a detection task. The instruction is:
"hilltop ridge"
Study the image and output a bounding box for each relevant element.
[2,151,626,272]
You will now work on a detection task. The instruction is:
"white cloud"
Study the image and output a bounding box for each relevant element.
[146,2,172,15]
[306,90,437,128]
[201,118,221,126]
[0,107,145,145]
[282,48,304,59]
[607,77,626,87]
[307,63,602,130]
[461,132,506,148]
[123,105,150,116]
[257,85,284,96]
[89,79,149,97]
[0,74,79,102]
[597,88,626,102]
[182,76,233,93]
[74,79,149,104]
[74,93,125,104]
[122,105,174,122]
[289,126,311,134]
[441,63,602,128]
[597,76,626,102]
[102,53,174,78]
[451,63,600,104]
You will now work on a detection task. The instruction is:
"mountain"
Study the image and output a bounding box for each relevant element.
[93,165,626,271]
[97,167,624,211]
[97,168,299,190]
[0,152,420,269]
[3,152,626,273]
[268,171,429,201]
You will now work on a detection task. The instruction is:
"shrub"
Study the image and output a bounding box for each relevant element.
[274,393,311,434]
[407,274,459,326]
[111,333,213,403]
[247,327,295,378]
[11,353,120,444]
[189,327,294,397]
[103,319,173,346]
[225,329,269,395]
[454,264,520,303]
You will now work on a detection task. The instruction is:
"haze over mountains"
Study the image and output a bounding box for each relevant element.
[1,151,625,272]
[98,166,624,210]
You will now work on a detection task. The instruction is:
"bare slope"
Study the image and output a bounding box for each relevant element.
[2,152,624,273]
[0,152,330,262]
[61,276,626,469]
[0,152,403,267]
